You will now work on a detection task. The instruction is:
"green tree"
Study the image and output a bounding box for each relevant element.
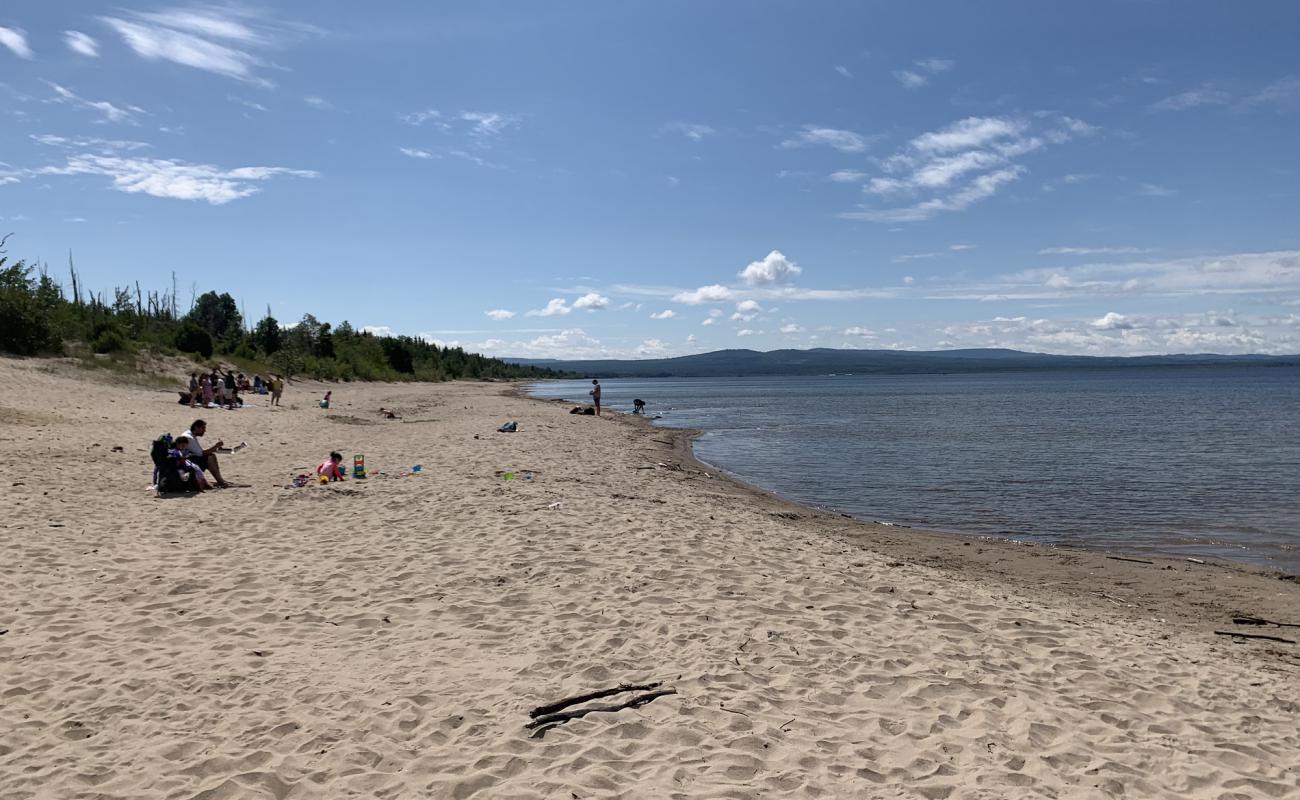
[253,307,282,355]
[187,291,243,343]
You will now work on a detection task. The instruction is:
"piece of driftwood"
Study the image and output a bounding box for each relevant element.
[1233,616,1300,629]
[526,689,677,738]
[529,682,662,719]
[1106,556,1155,565]
[1214,630,1297,645]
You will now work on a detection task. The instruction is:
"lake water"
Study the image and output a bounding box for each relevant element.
[530,368,1300,573]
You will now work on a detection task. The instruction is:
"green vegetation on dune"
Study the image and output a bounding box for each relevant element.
[0,236,565,382]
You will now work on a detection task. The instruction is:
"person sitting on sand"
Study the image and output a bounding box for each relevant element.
[253,375,265,394]
[589,379,602,416]
[181,419,231,488]
[317,451,347,481]
[169,435,210,490]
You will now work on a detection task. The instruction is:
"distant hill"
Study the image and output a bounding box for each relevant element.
[503,347,1300,378]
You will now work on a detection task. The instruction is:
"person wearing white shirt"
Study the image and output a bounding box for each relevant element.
[181,419,230,488]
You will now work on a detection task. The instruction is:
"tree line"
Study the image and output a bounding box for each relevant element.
[0,236,566,382]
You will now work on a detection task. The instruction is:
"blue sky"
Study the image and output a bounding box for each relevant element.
[2,1,1298,358]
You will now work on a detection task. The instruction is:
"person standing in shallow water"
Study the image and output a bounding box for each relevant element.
[590,378,601,416]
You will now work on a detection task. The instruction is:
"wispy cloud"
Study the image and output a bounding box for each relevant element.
[0,26,33,59]
[31,133,151,153]
[834,65,853,78]
[460,111,517,138]
[840,114,1094,223]
[38,154,317,204]
[1245,76,1300,109]
[1039,246,1150,256]
[893,57,953,89]
[46,82,145,124]
[1150,85,1231,112]
[892,252,941,263]
[781,126,872,153]
[100,5,319,86]
[64,30,100,57]
[484,309,515,320]
[662,121,715,141]
[228,95,268,112]
[304,95,332,110]
[398,147,438,160]
[893,70,928,89]
[829,169,867,183]
[1137,182,1175,197]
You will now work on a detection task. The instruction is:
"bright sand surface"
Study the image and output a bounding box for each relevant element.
[1,357,1297,799]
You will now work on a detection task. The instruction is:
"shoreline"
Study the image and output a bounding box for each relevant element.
[517,384,1298,639]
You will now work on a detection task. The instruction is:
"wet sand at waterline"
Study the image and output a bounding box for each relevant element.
[1,357,1296,799]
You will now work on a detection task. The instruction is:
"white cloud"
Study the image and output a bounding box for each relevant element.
[572,292,610,310]
[892,252,941,263]
[903,276,915,285]
[912,117,1028,153]
[1137,183,1175,197]
[701,317,717,326]
[1150,86,1231,112]
[1090,312,1135,330]
[738,250,803,286]
[65,30,99,57]
[829,169,867,183]
[0,26,33,59]
[460,111,517,138]
[484,309,515,320]
[361,325,394,337]
[781,126,870,153]
[839,113,1092,224]
[735,299,763,313]
[650,309,675,319]
[526,298,572,317]
[663,121,715,141]
[736,329,757,337]
[1039,246,1150,256]
[636,338,670,356]
[1246,76,1300,110]
[673,284,735,304]
[100,6,316,86]
[950,244,976,251]
[229,95,268,112]
[304,95,331,109]
[400,109,445,126]
[893,70,928,89]
[46,82,144,124]
[730,311,755,322]
[686,334,698,344]
[399,147,437,160]
[843,326,876,337]
[916,58,954,73]
[38,154,317,204]
[780,323,804,334]
[31,133,150,153]
[835,65,853,78]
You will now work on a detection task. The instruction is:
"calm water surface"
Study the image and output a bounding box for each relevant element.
[531,368,1300,572]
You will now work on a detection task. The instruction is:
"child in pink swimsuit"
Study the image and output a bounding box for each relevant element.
[317,451,347,481]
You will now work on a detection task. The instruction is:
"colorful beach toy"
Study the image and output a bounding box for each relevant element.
[353,454,367,479]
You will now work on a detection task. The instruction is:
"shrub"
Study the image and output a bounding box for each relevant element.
[175,323,214,357]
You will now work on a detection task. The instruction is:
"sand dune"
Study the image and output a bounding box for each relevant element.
[1,357,1296,799]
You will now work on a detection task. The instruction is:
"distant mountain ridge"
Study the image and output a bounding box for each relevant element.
[504,347,1300,377]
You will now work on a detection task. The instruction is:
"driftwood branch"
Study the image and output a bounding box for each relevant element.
[1106,555,1154,565]
[526,689,677,738]
[529,682,662,719]
[1214,630,1296,645]
[1233,616,1300,629]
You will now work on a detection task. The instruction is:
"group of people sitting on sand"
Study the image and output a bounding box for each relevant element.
[182,370,284,409]
[154,416,346,493]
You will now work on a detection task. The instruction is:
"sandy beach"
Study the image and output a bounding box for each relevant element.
[1,357,1297,800]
